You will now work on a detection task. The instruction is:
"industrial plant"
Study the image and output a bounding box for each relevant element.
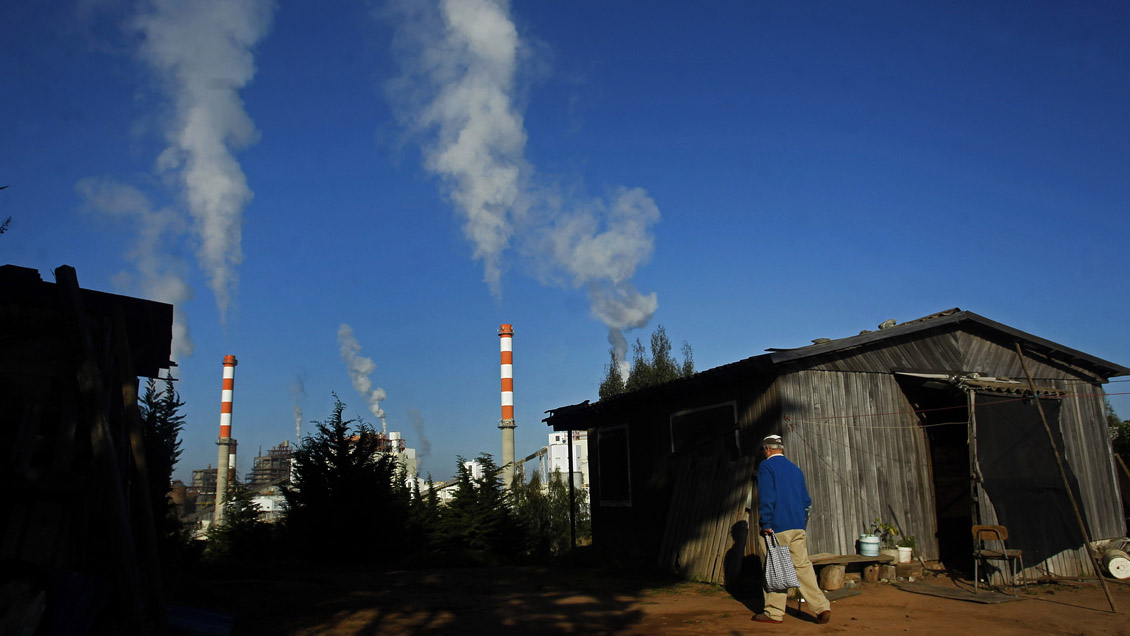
[177,327,588,536]
[176,327,592,537]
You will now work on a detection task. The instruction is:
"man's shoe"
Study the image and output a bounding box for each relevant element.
[752,614,783,624]
[816,610,831,624]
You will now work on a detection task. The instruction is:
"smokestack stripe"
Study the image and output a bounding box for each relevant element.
[499,324,514,421]
[215,354,237,526]
[219,355,237,438]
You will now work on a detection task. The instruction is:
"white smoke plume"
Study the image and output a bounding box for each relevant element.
[387,0,527,296]
[133,0,276,321]
[386,0,661,350]
[337,324,388,433]
[76,177,195,362]
[290,373,306,441]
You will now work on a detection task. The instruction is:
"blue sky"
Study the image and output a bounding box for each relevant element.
[4,1,1129,482]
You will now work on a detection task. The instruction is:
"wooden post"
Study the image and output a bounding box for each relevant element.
[819,564,846,591]
[567,427,576,552]
[1116,453,1130,483]
[1014,343,1118,613]
[863,563,880,583]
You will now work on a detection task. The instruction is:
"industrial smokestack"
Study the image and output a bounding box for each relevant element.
[499,324,515,489]
[214,354,237,525]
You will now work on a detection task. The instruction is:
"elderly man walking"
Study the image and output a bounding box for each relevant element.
[753,434,831,625]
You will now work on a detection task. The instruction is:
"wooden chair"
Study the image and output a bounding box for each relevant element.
[972,524,1025,595]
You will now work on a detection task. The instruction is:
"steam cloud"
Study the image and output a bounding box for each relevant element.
[76,178,195,362]
[337,324,388,432]
[133,0,276,321]
[387,0,660,355]
[290,373,306,441]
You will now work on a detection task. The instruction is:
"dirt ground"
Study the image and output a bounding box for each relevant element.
[170,563,1130,636]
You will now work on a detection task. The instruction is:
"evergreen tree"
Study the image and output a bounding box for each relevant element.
[598,348,626,399]
[624,338,652,392]
[680,340,695,378]
[650,325,679,383]
[545,468,591,554]
[407,473,441,553]
[517,469,552,556]
[437,454,524,561]
[284,395,404,561]
[138,377,188,565]
[206,480,269,563]
[607,325,696,396]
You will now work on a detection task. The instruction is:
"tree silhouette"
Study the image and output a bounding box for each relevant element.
[284,395,404,561]
[601,325,695,398]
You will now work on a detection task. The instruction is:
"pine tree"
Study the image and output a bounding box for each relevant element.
[407,474,441,553]
[284,395,404,561]
[624,338,652,392]
[598,348,626,399]
[437,454,525,561]
[650,325,679,382]
[680,340,695,378]
[607,325,695,396]
[206,480,269,562]
[513,467,553,557]
[139,377,188,565]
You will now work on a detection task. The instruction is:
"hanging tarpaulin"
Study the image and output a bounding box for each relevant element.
[972,392,1088,566]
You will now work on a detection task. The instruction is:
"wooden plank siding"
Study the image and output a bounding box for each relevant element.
[978,378,1127,582]
[1051,379,1125,541]
[659,456,757,583]
[958,330,1109,383]
[797,328,964,374]
[776,369,938,560]
[561,312,1127,586]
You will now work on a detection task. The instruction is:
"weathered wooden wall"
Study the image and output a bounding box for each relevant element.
[977,377,1126,581]
[777,369,938,559]
[579,317,1125,585]
[1052,379,1125,541]
[658,456,757,583]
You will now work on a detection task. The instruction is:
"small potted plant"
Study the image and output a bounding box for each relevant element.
[868,519,899,559]
[897,535,916,563]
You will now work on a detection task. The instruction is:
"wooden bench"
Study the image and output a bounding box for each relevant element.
[811,553,895,566]
[810,553,895,589]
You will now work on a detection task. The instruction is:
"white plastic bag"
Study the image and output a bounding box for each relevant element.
[764,533,800,592]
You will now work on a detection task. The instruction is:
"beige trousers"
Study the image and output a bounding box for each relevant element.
[759,528,830,619]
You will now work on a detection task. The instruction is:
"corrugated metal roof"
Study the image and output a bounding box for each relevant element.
[765,308,1130,378]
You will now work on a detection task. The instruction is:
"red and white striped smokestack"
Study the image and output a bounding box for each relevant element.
[499,324,516,489]
[214,354,237,525]
[219,354,237,438]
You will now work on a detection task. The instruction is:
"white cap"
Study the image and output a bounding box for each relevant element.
[761,434,783,446]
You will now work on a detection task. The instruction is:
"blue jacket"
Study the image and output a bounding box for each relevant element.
[757,454,812,533]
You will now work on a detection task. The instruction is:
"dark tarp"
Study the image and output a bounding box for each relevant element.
[974,393,1088,565]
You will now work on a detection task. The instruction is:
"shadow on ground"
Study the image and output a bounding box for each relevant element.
[169,561,662,635]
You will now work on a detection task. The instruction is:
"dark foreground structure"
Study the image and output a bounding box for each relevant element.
[1,264,174,633]
[545,309,1129,585]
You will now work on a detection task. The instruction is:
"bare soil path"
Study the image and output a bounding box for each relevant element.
[170,564,1130,635]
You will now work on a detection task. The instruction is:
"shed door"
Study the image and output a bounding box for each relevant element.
[896,375,971,569]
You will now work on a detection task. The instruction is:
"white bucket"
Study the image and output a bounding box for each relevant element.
[859,534,879,557]
[897,547,913,563]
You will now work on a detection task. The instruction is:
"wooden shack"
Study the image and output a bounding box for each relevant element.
[1,264,174,633]
[544,309,1129,585]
